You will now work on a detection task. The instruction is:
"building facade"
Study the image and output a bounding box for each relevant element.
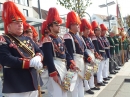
[91,14,117,30]
[0,0,43,35]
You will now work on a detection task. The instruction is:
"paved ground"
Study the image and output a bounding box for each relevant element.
[0,60,130,97]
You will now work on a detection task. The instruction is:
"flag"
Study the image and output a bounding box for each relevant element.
[116,4,124,28]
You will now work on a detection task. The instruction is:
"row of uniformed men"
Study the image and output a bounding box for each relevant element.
[0,1,128,97]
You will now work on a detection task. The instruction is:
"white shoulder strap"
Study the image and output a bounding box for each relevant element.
[66,32,76,53]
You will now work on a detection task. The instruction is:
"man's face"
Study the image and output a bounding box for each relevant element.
[101,30,107,36]
[70,24,80,33]
[83,28,90,36]
[95,28,101,36]
[50,23,60,34]
[33,36,38,43]
[110,33,115,37]
[24,31,33,39]
[8,21,23,36]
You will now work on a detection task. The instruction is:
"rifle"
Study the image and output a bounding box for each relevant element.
[121,37,124,65]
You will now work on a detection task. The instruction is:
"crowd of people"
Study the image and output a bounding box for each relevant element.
[0,1,129,97]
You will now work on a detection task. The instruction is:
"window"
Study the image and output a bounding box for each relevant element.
[14,0,20,3]
[93,17,96,20]
[0,3,3,11]
[14,0,29,6]
[20,0,29,6]
[23,9,28,16]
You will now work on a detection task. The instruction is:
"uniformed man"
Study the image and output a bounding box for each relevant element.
[107,26,119,74]
[112,26,122,66]
[23,22,40,46]
[23,22,33,39]
[0,1,43,97]
[31,26,40,46]
[91,21,108,86]
[118,28,125,65]
[41,7,77,97]
[63,11,92,97]
[80,19,100,94]
[100,24,112,80]
[122,33,128,62]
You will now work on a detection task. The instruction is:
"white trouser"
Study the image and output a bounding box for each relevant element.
[5,90,38,97]
[47,77,67,97]
[97,60,105,83]
[71,77,84,97]
[102,58,109,78]
[84,73,95,91]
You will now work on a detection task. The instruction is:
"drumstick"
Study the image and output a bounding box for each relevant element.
[57,82,66,92]
[77,73,85,80]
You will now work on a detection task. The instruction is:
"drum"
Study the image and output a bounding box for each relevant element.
[94,58,101,65]
[93,64,98,73]
[84,63,93,80]
[85,49,95,61]
[62,71,78,92]
[54,58,67,82]
[93,59,101,73]
[73,54,85,78]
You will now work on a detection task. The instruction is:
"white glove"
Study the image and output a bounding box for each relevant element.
[30,56,42,70]
[34,61,43,70]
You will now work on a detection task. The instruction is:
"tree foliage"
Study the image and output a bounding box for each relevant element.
[57,0,92,18]
[126,15,130,27]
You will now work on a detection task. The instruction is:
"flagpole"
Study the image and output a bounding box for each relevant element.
[116,0,125,64]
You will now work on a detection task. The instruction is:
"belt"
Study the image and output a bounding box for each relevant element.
[73,53,83,58]
[110,46,115,47]
[99,50,105,52]
[4,66,10,68]
[53,57,66,62]
[115,44,119,46]
[104,47,110,49]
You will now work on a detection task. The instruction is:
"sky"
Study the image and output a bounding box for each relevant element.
[32,0,130,18]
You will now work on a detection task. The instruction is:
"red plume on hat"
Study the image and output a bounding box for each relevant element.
[88,29,95,37]
[80,19,91,32]
[46,7,62,25]
[41,21,48,35]
[100,24,108,31]
[66,11,81,28]
[91,21,99,31]
[2,1,26,33]
[23,22,31,32]
[31,26,38,38]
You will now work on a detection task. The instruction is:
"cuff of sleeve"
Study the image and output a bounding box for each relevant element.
[87,56,92,62]
[95,52,99,58]
[70,64,75,69]
[20,58,30,69]
[50,71,58,77]
[35,53,43,61]
[70,60,76,69]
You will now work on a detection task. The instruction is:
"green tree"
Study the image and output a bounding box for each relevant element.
[126,15,130,27]
[57,0,92,18]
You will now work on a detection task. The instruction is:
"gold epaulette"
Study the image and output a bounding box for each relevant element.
[42,36,52,44]
[63,33,71,39]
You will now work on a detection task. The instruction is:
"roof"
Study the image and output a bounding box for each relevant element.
[32,7,48,19]
[94,14,108,20]
[94,14,115,21]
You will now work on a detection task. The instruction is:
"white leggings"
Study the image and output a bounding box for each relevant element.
[5,90,38,97]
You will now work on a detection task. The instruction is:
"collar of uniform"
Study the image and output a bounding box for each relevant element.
[69,30,76,35]
[83,35,88,38]
[49,33,58,38]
